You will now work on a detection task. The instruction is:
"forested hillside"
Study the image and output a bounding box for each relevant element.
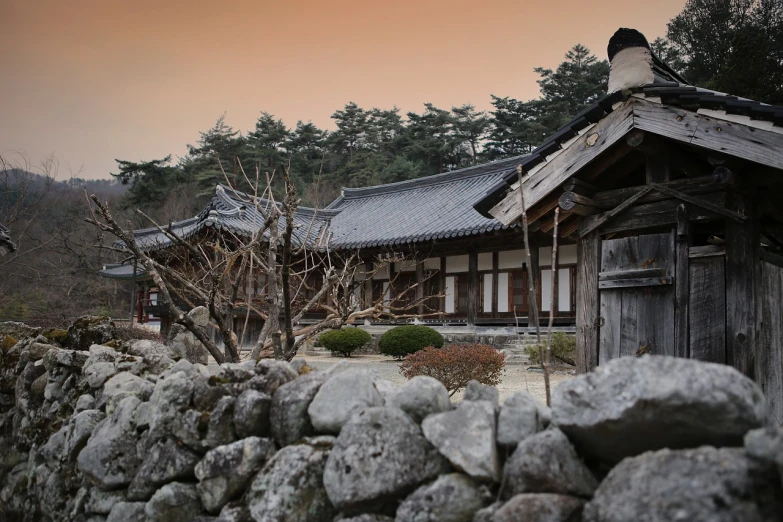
[115,44,609,214]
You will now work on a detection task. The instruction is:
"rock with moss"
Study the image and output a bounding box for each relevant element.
[66,316,116,351]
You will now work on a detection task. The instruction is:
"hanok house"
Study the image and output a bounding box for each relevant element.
[475,28,783,419]
[0,222,15,257]
[99,156,580,343]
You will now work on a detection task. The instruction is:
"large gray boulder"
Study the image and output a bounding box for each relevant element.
[77,396,143,489]
[233,389,271,438]
[552,355,767,462]
[308,368,383,434]
[195,436,274,513]
[497,391,549,448]
[501,428,597,499]
[167,307,210,364]
[144,482,203,522]
[127,436,201,500]
[270,371,328,446]
[247,437,336,522]
[387,376,451,423]
[324,407,450,513]
[147,371,195,441]
[583,446,783,522]
[422,400,499,482]
[106,501,147,522]
[493,494,584,522]
[204,396,237,449]
[102,371,154,411]
[66,315,115,350]
[463,380,499,407]
[745,426,783,481]
[395,473,486,522]
[42,409,105,463]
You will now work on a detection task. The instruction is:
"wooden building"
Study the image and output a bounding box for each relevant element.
[475,28,783,419]
[0,223,14,257]
[99,157,578,337]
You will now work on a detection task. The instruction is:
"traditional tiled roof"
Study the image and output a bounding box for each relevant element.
[123,185,337,252]
[98,263,149,280]
[474,81,783,218]
[0,222,15,256]
[326,155,526,249]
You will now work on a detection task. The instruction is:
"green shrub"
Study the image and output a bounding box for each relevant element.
[378,325,444,359]
[526,332,576,366]
[319,328,372,357]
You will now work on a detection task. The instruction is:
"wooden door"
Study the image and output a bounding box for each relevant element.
[599,232,675,365]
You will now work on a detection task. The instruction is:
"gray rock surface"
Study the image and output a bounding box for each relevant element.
[583,446,783,522]
[502,428,597,499]
[204,396,236,449]
[497,391,548,448]
[324,407,449,513]
[338,516,394,522]
[127,436,201,500]
[106,501,147,522]
[395,473,485,522]
[195,436,274,513]
[464,380,499,407]
[552,355,768,462]
[66,316,115,351]
[422,400,499,482]
[308,368,383,434]
[387,375,450,423]
[270,371,328,446]
[247,437,336,522]
[144,482,203,522]
[745,426,783,480]
[233,389,271,439]
[77,396,142,488]
[102,372,154,410]
[493,494,584,522]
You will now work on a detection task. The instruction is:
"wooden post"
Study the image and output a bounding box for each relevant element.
[468,251,478,327]
[363,261,373,308]
[576,225,601,373]
[416,259,425,317]
[492,251,499,316]
[440,257,446,319]
[725,193,759,376]
[528,240,540,326]
[674,204,690,359]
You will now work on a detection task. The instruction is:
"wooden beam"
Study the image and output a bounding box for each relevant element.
[492,251,499,316]
[648,183,746,222]
[558,216,580,239]
[598,277,672,289]
[591,175,730,209]
[580,186,654,237]
[561,178,599,196]
[633,100,783,171]
[675,204,690,359]
[599,268,666,280]
[541,210,574,233]
[490,100,636,226]
[725,194,759,376]
[559,192,600,216]
[576,227,601,373]
[582,193,727,237]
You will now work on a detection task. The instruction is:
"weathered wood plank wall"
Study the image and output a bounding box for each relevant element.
[688,256,726,363]
[759,261,783,424]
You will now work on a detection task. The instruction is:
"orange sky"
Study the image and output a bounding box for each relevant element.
[1,0,687,180]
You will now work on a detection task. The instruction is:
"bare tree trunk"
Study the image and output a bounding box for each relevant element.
[544,208,559,407]
[516,165,550,403]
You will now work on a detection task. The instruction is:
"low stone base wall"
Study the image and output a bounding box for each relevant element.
[1,319,780,522]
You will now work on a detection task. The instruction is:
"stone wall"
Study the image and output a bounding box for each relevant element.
[0,318,782,522]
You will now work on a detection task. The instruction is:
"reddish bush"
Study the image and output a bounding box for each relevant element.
[399,343,505,396]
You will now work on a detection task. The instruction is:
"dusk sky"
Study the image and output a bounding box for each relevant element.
[1,0,686,180]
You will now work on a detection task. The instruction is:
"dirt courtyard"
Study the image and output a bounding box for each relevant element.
[291,353,574,405]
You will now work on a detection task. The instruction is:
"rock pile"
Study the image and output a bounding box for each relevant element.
[0,318,781,521]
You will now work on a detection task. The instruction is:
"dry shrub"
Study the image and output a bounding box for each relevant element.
[399,343,505,396]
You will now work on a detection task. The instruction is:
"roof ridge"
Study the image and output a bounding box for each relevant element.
[338,156,527,199]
